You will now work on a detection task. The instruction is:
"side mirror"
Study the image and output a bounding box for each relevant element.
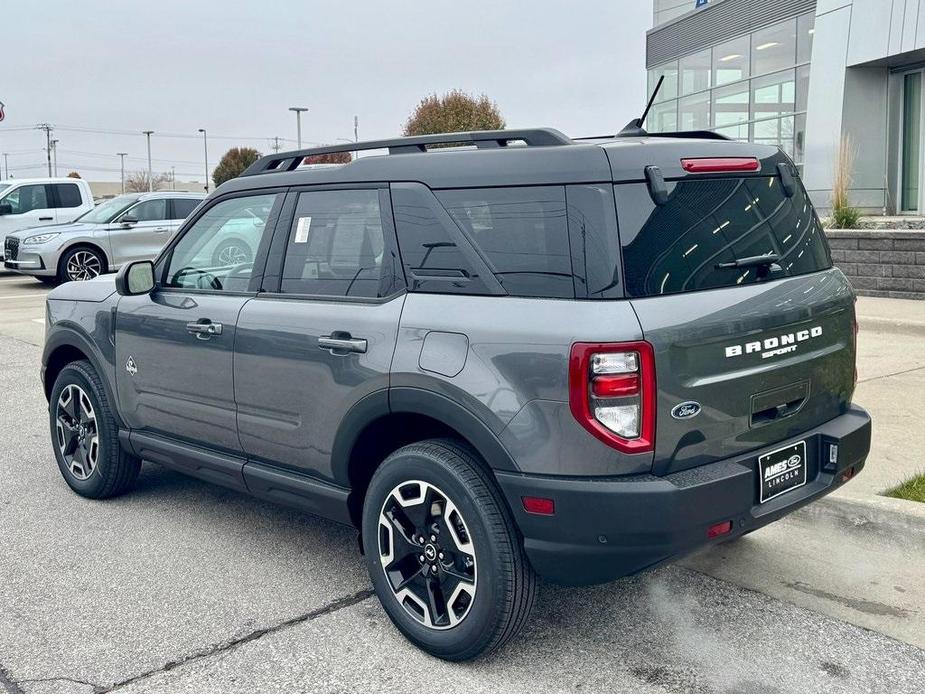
[0,203,12,216]
[115,260,156,296]
[120,215,138,227]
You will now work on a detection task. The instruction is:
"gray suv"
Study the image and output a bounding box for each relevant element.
[4,191,204,284]
[41,128,871,660]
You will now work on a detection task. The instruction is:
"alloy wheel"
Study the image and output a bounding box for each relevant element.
[66,251,102,281]
[216,244,250,265]
[378,480,477,630]
[55,384,99,480]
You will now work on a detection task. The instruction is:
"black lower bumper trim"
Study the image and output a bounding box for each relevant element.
[495,405,872,586]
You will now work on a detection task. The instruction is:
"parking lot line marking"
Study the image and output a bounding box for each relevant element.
[32,319,44,324]
[0,294,46,300]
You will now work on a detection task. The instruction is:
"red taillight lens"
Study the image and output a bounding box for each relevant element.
[522,496,555,516]
[591,373,640,398]
[569,341,656,454]
[707,520,733,538]
[681,157,760,173]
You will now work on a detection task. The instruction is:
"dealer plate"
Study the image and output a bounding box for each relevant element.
[758,440,807,503]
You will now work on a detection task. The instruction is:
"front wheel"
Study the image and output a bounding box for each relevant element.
[362,439,536,661]
[58,246,105,283]
[49,360,141,498]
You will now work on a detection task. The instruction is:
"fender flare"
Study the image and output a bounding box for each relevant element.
[43,325,125,428]
[330,386,519,488]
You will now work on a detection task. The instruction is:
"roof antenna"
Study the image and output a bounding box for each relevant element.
[618,75,663,137]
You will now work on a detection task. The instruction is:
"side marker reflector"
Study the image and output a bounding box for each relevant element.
[707,520,733,538]
[522,496,555,516]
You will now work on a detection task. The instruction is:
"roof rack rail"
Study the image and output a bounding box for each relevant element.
[240,128,573,177]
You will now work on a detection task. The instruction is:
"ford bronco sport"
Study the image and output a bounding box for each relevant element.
[42,126,871,661]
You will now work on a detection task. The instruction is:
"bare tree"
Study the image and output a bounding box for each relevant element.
[124,170,170,193]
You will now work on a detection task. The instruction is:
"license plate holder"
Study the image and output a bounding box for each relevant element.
[758,440,807,503]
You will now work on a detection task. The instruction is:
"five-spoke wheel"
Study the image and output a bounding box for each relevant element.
[378,480,477,629]
[55,383,99,480]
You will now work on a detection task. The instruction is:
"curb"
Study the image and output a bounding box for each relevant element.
[804,493,925,546]
[858,316,925,333]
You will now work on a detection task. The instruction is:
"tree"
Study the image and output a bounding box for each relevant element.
[304,151,352,165]
[66,171,81,179]
[213,147,262,187]
[124,170,170,193]
[403,90,505,138]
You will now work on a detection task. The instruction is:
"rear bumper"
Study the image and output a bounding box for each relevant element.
[495,405,871,586]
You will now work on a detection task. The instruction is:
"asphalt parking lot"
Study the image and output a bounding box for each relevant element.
[1,271,924,694]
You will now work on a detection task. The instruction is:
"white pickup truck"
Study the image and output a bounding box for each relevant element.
[0,178,94,260]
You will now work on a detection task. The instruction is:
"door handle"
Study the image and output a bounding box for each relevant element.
[154,227,169,232]
[186,320,223,339]
[39,216,53,221]
[318,333,367,354]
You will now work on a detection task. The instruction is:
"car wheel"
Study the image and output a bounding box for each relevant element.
[59,247,105,283]
[362,439,536,661]
[49,360,141,499]
[211,239,252,266]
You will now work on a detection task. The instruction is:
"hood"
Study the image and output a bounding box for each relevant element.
[47,273,117,302]
[6,221,105,240]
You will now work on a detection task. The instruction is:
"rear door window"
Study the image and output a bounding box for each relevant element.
[614,176,831,297]
[280,189,400,299]
[171,198,200,220]
[53,183,83,208]
[435,186,573,298]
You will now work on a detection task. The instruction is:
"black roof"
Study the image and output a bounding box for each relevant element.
[218,128,786,195]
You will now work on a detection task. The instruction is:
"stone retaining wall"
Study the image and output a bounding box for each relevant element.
[826,230,925,300]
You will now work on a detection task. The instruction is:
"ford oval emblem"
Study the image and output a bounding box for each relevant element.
[671,401,702,420]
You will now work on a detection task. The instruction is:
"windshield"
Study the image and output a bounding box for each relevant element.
[76,195,140,224]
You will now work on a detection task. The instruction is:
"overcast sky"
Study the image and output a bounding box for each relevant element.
[0,1,652,185]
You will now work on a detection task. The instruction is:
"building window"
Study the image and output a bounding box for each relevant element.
[650,100,678,132]
[679,48,712,95]
[797,12,815,65]
[712,35,750,87]
[679,92,711,130]
[752,69,796,121]
[751,19,797,76]
[648,61,679,102]
[712,81,749,138]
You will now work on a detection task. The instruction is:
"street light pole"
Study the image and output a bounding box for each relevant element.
[142,130,154,191]
[2,153,9,179]
[289,107,308,148]
[198,128,209,193]
[117,153,127,194]
[51,139,59,176]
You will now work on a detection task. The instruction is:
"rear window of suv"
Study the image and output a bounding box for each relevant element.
[614,175,831,297]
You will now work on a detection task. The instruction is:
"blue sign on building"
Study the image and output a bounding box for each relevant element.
[695,0,709,7]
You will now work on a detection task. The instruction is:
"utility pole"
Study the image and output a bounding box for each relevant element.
[117,153,127,194]
[36,123,53,177]
[198,128,209,193]
[142,130,154,191]
[50,139,59,176]
[289,106,308,149]
[171,166,176,191]
[354,115,359,159]
[2,153,8,179]
[272,136,281,153]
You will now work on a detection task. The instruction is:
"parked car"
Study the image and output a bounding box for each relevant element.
[3,191,204,283]
[0,178,94,262]
[41,128,871,661]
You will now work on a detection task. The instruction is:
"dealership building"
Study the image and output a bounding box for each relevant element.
[647,0,925,214]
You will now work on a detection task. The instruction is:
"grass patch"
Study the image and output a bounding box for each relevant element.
[886,473,925,503]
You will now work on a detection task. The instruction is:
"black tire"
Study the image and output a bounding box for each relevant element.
[210,238,252,266]
[58,246,106,283]
[49,360,141,499]
[362,438,536,661]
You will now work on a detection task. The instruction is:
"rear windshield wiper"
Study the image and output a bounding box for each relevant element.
[715,254,780,270]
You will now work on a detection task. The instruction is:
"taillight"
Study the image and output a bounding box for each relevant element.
[681,157,760,173]
[569,341,656,453]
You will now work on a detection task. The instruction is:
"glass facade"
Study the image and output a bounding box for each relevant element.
[647,12,815,166]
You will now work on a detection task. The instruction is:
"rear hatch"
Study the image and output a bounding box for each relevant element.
[609,147,856,475]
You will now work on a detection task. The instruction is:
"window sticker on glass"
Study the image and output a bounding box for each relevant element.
[294,216,312,243]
